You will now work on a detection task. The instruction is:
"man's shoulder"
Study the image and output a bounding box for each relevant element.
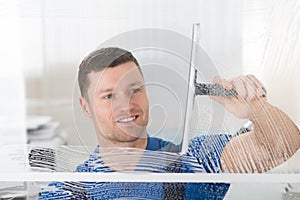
[187,134,233,153]
[186,134,233,173]
[76,146,112,172]
[146,134,233,153]
[146,136,180,152]
[189,134,233,147]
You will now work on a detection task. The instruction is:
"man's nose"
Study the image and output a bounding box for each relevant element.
[112,93,134,112]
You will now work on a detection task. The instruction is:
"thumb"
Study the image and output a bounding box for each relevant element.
[209,95,226,106]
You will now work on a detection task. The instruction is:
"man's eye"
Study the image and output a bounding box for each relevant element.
[129,88,140,95]
[103,94,113,99]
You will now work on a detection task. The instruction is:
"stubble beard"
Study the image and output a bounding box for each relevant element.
[97,120,148,147]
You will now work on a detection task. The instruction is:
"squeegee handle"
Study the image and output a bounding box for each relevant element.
[195,83,238,96]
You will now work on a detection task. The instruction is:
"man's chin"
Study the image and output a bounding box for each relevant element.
[121,132,146,140]
[114,130,147,143]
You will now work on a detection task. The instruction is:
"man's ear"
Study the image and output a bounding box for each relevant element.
[79,96,92,118]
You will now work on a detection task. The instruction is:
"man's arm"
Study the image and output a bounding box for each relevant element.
[210,75,300,173]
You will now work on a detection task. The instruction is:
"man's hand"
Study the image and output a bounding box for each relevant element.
[213,75,300,173]
[209,75,268,119]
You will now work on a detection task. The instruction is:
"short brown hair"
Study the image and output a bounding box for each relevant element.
[78,47,141,98]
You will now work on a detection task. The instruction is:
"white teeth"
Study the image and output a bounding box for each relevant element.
[118,116,136,123]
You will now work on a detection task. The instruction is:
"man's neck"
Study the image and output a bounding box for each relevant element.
[97,137,148,172]
[98,136,148,149]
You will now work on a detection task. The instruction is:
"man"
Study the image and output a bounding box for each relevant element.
[39,47,300,199]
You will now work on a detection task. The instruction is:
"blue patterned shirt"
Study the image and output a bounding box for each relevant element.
[39,134,233,200]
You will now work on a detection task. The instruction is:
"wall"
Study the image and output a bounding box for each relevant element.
[0,0,26,146]
[243,0,300,125]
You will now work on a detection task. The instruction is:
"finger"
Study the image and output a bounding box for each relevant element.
[221,79,234,90]
[246,75,259,87]
[245,75,267,98]
[256,87,268,98]
[231,75,258,102]
[242,76,258,101]
[213,76,234,91]
[246,74,264,88]
[212,76,222,84]
[230,78,246,100]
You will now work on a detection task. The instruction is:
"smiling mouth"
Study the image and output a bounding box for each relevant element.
[117,115,138,123]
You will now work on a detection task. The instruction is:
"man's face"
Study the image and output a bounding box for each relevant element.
[80,62,149,147]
